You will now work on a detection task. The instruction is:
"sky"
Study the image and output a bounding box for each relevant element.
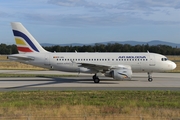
[0,0,180,45]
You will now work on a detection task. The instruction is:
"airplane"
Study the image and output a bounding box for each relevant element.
[8,22,177,83]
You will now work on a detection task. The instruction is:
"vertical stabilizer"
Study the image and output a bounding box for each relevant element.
[11,22,48,54]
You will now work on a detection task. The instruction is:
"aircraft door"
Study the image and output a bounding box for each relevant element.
[44,54,50,66]
[149,54,155,66]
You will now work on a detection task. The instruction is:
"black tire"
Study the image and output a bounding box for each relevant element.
[94,77,100,83]
[148,78,153,82]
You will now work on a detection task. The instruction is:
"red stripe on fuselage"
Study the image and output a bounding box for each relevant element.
[17,46,33,52]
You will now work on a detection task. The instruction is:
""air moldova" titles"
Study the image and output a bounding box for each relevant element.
[118,56,146,59]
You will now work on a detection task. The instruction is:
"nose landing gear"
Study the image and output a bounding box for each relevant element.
[147,72,153,82]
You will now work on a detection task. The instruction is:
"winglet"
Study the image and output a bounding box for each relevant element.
[11,22,48,54]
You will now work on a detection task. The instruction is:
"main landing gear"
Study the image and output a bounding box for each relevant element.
[147,72,153,82]
[93,74,100,83]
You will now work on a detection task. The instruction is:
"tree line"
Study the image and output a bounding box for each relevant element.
[0,43,180,55]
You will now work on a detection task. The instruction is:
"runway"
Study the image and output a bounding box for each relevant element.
[0,70,179,91]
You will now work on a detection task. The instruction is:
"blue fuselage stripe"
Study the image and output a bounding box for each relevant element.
[12,30,39,52]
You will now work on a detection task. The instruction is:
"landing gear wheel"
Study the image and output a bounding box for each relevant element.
[148,78,153,82]
[94,77,100,83]
[147,72,153,82]
[93,74,100,83]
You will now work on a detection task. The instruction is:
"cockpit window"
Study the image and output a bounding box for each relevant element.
[161,58,168,61]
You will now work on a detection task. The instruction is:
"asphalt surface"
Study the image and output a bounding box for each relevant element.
[0,70,179,91]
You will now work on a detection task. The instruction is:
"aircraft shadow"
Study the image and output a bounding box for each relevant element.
[2,77,119,89]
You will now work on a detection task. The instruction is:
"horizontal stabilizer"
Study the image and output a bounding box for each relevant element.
[8,54,34,61]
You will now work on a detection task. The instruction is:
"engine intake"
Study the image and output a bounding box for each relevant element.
[105,67,132,80]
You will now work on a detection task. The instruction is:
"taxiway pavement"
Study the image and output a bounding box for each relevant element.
[0,70,179,91]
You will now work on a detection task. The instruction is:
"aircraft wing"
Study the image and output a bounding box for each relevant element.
[78,63,110,72]
[77,62,129,73]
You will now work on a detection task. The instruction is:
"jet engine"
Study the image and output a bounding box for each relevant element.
[105,66,132,80]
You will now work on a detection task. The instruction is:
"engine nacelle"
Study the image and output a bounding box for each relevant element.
[105,67,132,80]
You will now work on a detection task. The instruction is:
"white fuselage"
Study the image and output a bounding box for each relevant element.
[11,52,176,74]
[9,22,177,82]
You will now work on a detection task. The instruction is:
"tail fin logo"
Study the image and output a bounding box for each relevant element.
[13,30,39,53]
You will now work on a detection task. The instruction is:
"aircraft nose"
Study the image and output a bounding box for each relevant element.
[171,62,176,70]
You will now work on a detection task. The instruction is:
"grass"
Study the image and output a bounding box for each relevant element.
[0,61,45,70]
[0,91,179,119]
[0,55,180,119]
[0,55,45,70]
